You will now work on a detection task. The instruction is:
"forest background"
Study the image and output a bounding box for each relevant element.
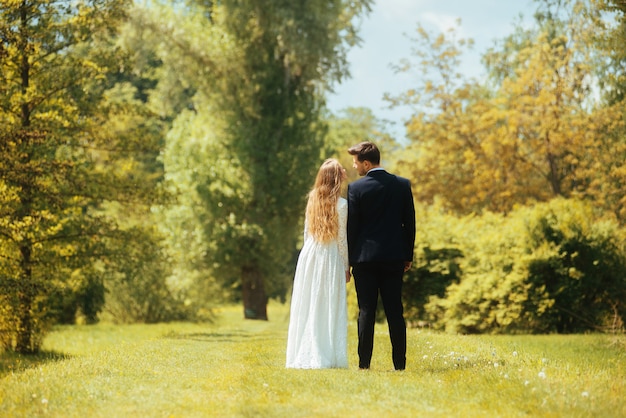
[1,0,626,354]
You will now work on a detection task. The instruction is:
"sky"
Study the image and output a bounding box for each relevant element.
[327,0,537,140]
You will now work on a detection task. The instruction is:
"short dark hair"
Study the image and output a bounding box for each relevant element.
[347,142,380,165]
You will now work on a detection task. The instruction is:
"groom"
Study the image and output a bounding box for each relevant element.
[347,142,416,371]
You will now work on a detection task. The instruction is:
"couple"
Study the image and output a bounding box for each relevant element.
[286,142,416,370]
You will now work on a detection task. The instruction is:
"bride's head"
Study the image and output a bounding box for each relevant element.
[314,158,346,196]
[306,159,346,243]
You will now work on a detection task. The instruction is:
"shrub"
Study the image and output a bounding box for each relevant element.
[417,199,626,334]
[521,199,626,333]
[102,226,204,324]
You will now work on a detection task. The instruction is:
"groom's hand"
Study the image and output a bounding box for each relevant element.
[403,262,412,272]
[345,270,351,283]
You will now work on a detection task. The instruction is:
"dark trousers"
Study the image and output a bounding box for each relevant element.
[352,262,406,370]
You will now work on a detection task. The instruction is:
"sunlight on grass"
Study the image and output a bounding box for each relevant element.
[1,302,624,417]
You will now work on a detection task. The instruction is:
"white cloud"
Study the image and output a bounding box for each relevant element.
[379,0,425,23]
[421,12,464,35]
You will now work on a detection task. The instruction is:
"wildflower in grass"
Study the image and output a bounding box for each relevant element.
[512,351,518,357]
[538,371,546,379]
[582,391,589,397]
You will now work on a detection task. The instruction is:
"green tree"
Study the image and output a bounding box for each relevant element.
[140,0,373,319]
[0,0,161,352]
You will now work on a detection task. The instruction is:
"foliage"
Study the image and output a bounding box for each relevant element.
[522,199,626,332]
[136,0,374,319]
[158,109,250,304]
[421,198,626,334]
[403,204,464,325]
[596,0,626,103]
[100,225,207,324]
[591,0,626,220]
[391,0,625,219]
[0,0,164,353]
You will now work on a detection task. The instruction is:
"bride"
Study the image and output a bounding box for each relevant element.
[286,158,350,369]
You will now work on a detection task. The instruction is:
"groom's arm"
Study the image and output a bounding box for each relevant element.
[401,178,416,263]
[347,183,360,264]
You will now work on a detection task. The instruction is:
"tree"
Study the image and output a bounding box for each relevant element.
[385,20,502,213]
[591,0,626,221]
[596,0,626,103]
[139,0,373,319]
[0,0,160,353]
[390,1,624,217]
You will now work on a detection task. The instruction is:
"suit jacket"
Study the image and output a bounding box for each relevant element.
[347,169,416,264]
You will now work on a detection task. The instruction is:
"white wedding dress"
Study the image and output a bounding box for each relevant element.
[286,197,349,369]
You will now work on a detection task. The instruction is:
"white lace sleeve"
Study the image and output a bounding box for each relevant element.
[337,198,349,271]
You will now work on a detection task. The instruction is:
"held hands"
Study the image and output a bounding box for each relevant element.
[404,262,412,272]
[345,270,351,283]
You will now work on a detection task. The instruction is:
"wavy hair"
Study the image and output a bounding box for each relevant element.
[306,159,345,243]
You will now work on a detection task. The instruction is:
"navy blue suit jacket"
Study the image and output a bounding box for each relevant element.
[347,170,416,265]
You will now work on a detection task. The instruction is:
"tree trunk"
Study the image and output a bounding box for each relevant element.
[15,244,37,354]
[13,2,37,354]
[241,264,268,320]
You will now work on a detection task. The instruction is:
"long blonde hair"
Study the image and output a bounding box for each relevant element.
[306,159,345,243]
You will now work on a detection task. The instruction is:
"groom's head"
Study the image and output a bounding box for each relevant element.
[348,142,380,176]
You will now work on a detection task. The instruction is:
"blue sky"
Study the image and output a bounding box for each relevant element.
[327,0,537,140]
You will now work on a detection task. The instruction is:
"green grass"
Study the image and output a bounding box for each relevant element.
[1,303,625,417]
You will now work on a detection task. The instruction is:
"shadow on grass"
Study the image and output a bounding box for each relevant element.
[162,330,252,343]
[0,350,71,378]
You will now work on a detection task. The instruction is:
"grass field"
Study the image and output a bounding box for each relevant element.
[1,302,625,417]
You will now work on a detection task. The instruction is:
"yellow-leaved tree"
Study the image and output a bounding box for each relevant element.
[389,0,624,217]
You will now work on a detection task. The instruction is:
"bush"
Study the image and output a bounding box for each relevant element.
[413,199,626,334]
[402,204,463,327]
[522,199,626,333]
[404,246,462,326]
[102,226,206,324]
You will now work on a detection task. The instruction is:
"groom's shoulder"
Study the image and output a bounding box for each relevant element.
[388,172,411,185]
[348,176,368,188]
[397,175,411,185]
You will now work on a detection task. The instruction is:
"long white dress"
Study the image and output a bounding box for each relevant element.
[286,197,349,369]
